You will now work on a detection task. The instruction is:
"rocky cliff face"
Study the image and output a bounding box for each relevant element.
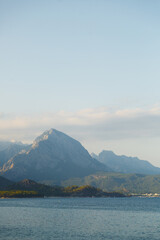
[1,129,108,183]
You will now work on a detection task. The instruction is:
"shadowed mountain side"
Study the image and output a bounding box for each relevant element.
[0,176,14,190]
[0,141,18,151]
[91,150,160,175]
[0,143,30,168]
[6,179,63,196]
[0,129,109,183]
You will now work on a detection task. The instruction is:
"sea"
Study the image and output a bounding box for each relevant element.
[0,197,160,240]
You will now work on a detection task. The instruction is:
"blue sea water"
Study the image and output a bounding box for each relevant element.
[0,197,160,240]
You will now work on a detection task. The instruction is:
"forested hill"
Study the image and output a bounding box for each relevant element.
[62,172,160,194]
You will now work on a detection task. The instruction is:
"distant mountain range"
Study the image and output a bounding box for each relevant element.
[0,143,30,168]
[91,150,160,175]
[0,128,160,187]
[0,129,108,183]
[0,141,24,151]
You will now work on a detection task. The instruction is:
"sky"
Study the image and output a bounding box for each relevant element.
[1,0,160,166]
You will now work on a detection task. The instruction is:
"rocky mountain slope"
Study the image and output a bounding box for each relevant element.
[0,143,30,168]
[0,129,108,183]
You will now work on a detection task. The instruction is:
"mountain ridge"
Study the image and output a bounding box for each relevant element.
[1,129,160,185]
[91,150,160,175]
[0,129,108,183]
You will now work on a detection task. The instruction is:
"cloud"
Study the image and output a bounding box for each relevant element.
[0,105,160,143]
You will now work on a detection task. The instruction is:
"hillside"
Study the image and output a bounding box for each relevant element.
[0,176,14,190]
[4,178,125,198]
[62,172,160,194]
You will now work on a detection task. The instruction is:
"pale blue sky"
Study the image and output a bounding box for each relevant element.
[1,0,160,166]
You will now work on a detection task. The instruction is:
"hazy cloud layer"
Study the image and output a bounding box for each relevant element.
[0,106,160,144]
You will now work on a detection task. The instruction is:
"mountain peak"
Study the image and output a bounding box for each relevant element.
[32,129,64,148]
[96,150,160,175]
[34,129,69,142]
[1,129,108,183]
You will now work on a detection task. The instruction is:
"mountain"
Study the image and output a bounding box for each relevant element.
[0,129,108,183]
[91,150,160,175]
[0,143,30,168]
[0,141,26,151]
[0,176,14,190]
[0,141,15,151]
[62,172,160,194]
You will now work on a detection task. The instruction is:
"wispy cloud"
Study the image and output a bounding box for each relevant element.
[0,105,160,143]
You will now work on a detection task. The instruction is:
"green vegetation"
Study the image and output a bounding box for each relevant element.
[62,172,160,194]
[0,190,40,198]
[64,185,103,197]
[63,185,125,197]
[0,178,126,198]
[3,172,160,197]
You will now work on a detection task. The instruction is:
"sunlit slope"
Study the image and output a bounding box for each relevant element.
[0,129,108,183]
